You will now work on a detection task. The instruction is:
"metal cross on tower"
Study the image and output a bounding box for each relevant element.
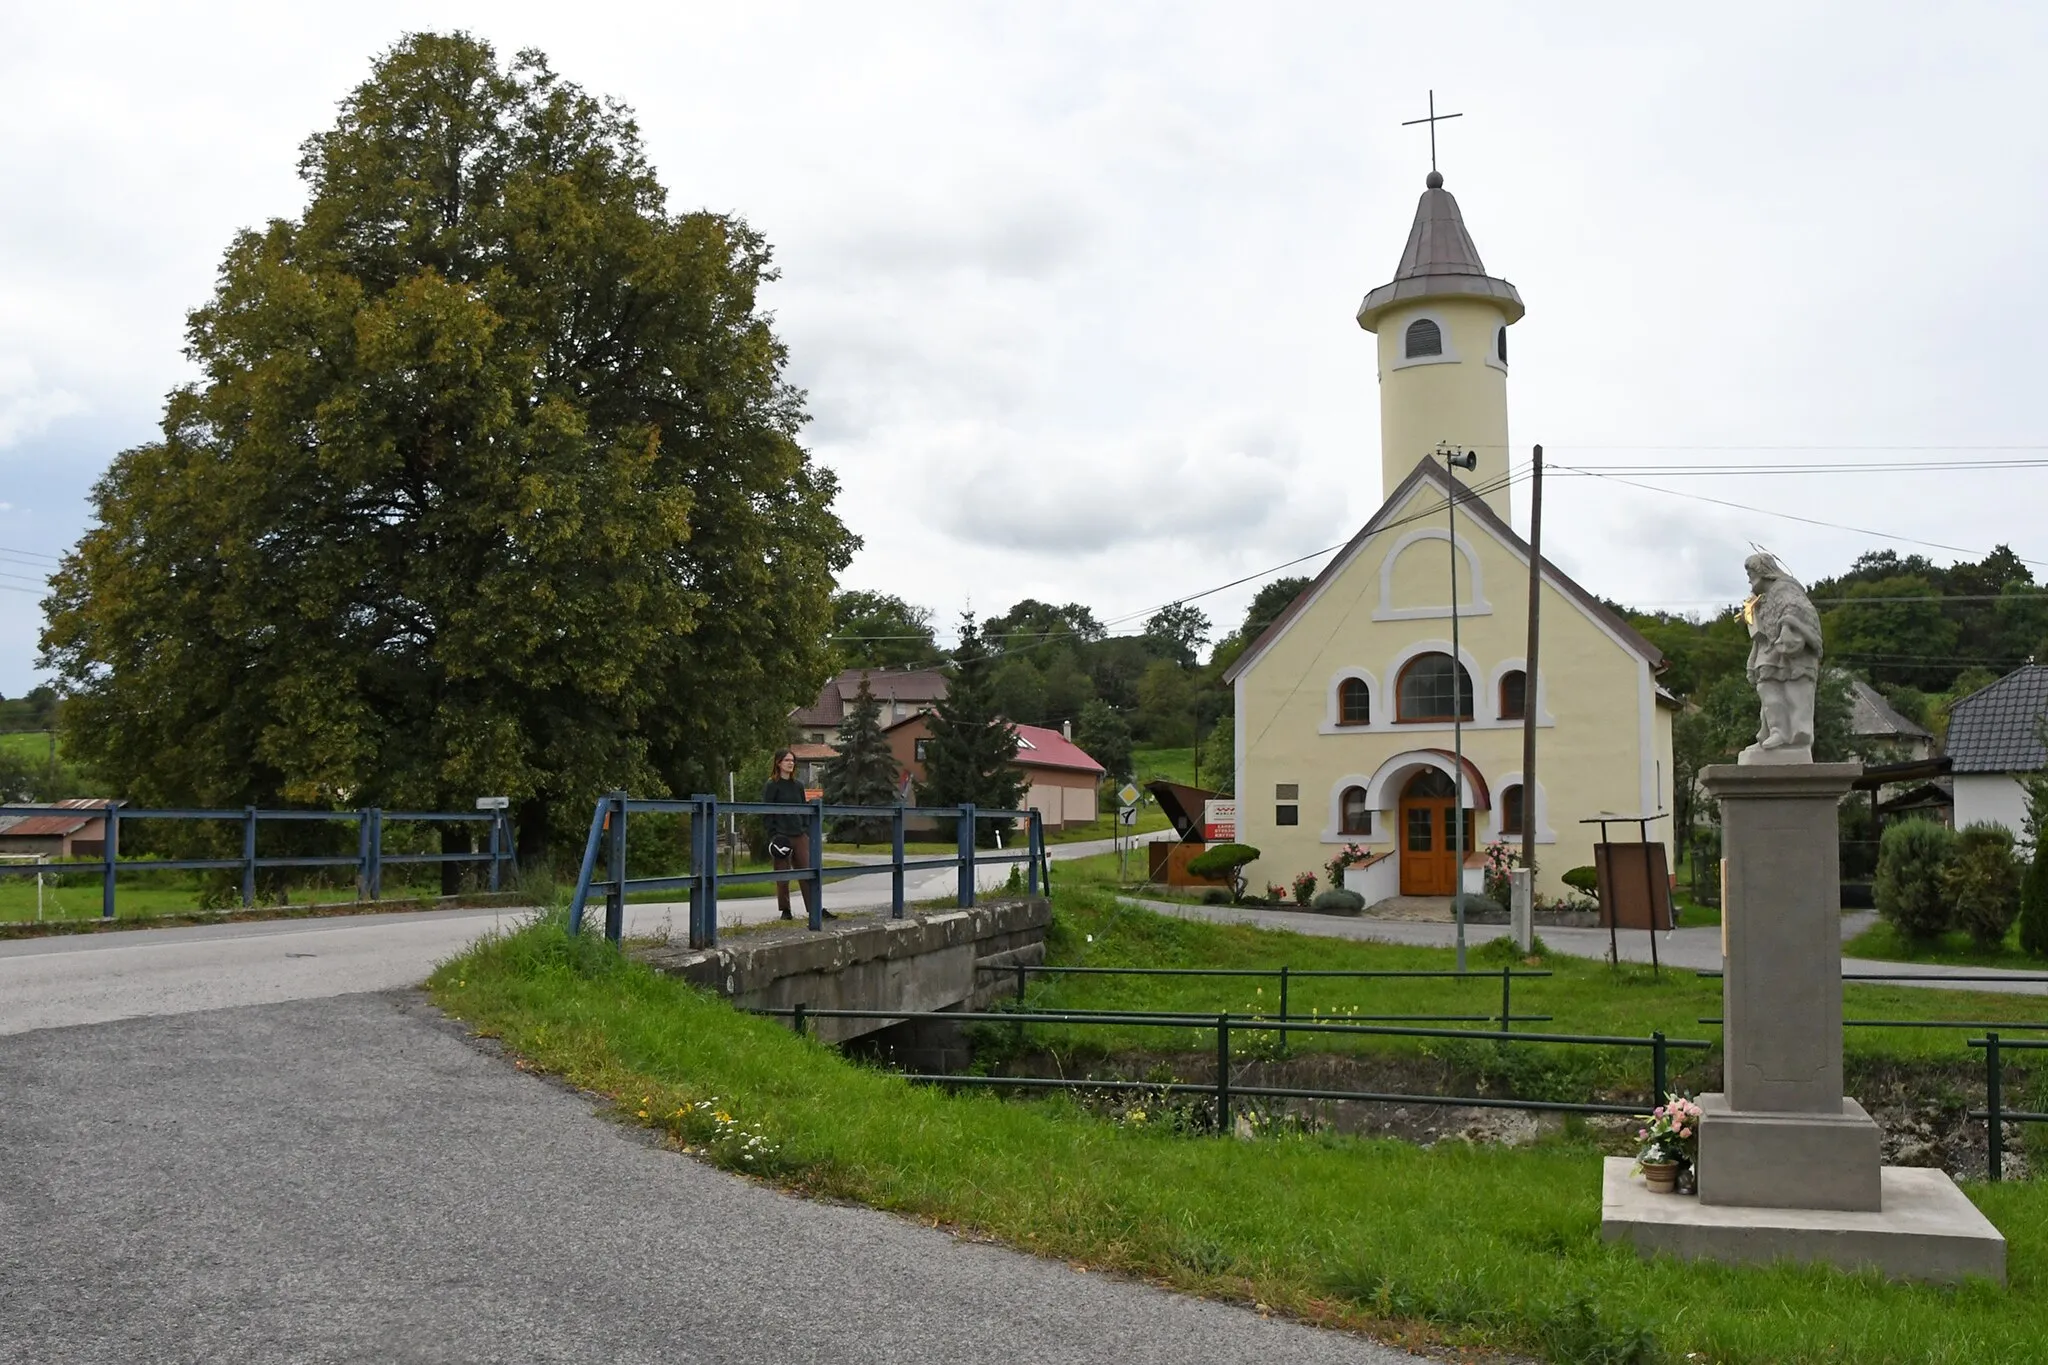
[1402,90,1463,174]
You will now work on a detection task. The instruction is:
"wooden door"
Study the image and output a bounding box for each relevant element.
[1399,798,1456,895]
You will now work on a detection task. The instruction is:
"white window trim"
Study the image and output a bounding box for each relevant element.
[1320,669,1381,733]
[1486,658,1554,726]
[1361,749,1485,811]
[1485,324,1509,375]
[1385,640,1486,726]
[1374,527,1493,622]
[1487,772,1557,845]
[1319,773,1394,845]
[1390,309,1460,371]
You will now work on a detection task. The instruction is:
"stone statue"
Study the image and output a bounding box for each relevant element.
[1739,551,1823,764]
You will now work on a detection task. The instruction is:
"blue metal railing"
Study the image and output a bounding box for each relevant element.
[0,802,515,918]
[566,795,1047,947]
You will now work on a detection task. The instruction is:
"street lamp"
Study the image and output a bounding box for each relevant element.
[1439,445,1478,972]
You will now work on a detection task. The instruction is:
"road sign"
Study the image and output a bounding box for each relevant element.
[475,796,511,810]
[1117,783,1140,807]
[1117,806,1136,827]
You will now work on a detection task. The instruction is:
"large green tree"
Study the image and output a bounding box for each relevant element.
[919,613,1026,843]
[831,590,941,669]
[39,34,853,859]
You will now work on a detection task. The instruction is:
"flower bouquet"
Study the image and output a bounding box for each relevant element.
[1632,1094,1703,1194]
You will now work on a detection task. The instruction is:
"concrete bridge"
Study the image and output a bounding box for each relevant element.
[640,897,1050,1065]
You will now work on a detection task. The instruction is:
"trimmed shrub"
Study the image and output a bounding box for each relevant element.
[1562,865,1599,895]
[1944,822,2022,950]
[1186,842,1260,902]
[2020,836,2048,958]
[1874,819,1958,941]
[1187,842,1259,880]
[1310,888,1366,915]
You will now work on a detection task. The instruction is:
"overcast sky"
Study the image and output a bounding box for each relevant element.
[5,2,2048,697]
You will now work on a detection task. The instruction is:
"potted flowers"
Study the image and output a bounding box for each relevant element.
[1632,1094,1703,1194]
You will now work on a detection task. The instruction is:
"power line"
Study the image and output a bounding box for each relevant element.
[1562,458,2048,476]
[1549,463,2048,571]
[0,545,61,564]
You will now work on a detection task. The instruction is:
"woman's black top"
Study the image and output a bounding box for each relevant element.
[761,776,810,835]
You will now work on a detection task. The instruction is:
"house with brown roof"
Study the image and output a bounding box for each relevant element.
[791,668,950,744]
[0,798,114,860]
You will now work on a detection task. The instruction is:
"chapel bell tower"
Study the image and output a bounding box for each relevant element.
[1356,168,1524,519]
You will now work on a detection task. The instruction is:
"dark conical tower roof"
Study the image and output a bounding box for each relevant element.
[1357,171,1523,331]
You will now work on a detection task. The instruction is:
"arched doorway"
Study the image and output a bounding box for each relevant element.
[1398,767,1473,896]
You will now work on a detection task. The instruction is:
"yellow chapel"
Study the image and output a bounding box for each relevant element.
[1222,169,1677,902]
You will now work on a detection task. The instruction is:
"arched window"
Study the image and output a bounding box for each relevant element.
[1338,677,1371,726]
[1499,669,1527,721]
[1340,786,1372,836]
[1501,784,1525,836]
[1396,652,1474,722]
[1496,325,1508,364]
[1404,318,1442,359]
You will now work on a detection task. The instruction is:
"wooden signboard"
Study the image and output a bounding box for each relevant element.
[1594,841,1675,931]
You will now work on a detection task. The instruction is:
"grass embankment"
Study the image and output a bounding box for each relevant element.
[435,892,2048,1364]
[1845,919,2048,973]
[0,868,478,924]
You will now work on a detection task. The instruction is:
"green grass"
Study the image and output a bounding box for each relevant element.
[1131,745,1197,788]
[1026,891,2048,1072]
[432,902,2048,1364]
[1845,919,2048,973]
[0,866,487,923]
[0,730,57,761]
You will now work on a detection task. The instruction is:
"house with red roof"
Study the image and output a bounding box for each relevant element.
[883,715,1106,832]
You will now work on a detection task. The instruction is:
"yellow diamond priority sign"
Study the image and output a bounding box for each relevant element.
[1117,783,1140,807]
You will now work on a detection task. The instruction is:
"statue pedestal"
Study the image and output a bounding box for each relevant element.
[1600,761,2005,1283]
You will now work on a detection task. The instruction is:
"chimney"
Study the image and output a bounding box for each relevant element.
[1061,720,1072,741]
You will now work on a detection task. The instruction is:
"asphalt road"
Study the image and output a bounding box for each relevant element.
[0,834,1169,1038]
[0,991,1426,1365]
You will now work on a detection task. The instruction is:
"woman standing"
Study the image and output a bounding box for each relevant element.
[762,749,830,921]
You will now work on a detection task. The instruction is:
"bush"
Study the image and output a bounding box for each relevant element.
[1873,819,1958,941]
[1944,822,2022,950]
[1562,865,1599,894]
[1186,842,1259,901]
[1200,887,1232,905]
[1309,888,1365,914]
[2020,838,2048,958]
[1187,842,1258,879]
[1290,871,1317,906]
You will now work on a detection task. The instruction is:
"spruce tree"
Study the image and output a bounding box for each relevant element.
[822,676,901,844]
[920,613,1027,845]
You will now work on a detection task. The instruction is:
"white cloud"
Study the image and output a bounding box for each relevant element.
[5,2,2048,693]
[0,358,85,450]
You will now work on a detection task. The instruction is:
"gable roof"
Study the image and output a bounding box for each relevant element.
[1011,724,1106,775]
[1222,457,1665,685]
[1946,664,2048,775]
[791,667,950,729]
[0,798,112,839]
[1848,679,1933,743]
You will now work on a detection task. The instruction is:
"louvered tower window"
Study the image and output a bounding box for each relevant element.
[1404,318,1442,358]
[1496,326,1508,364]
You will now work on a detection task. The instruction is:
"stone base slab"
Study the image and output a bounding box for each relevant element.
[1697,1093,1883,1210]
[1600,1158,2006,1284]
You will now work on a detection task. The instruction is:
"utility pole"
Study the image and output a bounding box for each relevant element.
[1441,445,1478,972]
[1522,444,1543,874]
